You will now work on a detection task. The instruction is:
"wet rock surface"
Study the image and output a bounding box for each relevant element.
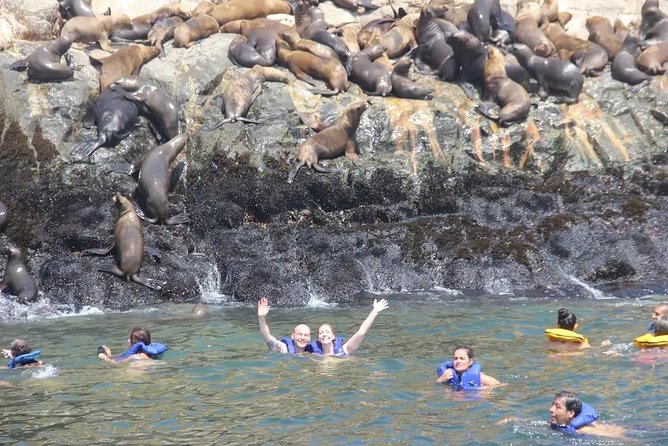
[0,2,667,309]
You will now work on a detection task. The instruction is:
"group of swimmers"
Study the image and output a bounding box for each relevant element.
[3,301,667,438]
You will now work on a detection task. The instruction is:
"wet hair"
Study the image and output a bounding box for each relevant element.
[129,327,151,345]
[557,308,577,330]
[452,345,474,360]
[654,318,668,336]
[318,323,335,335]
[9,339,31,358]
[554,391,582,416]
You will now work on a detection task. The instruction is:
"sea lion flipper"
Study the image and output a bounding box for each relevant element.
[131,274,166,291]
[104,161,135,175]
[475,103,500,121]
[70,136,106,160]
[9,59,29,72]
[287,160,306,183]
[144,245,162,259]
[83,242,115,256]
[96,262,124,277]
[237,117,262,124]
[312,163,338,174]
[164,213,189,225]
[169,161,186,190]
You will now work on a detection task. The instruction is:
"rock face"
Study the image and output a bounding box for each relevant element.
[0,1,666,309]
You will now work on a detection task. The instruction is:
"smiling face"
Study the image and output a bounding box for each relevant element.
[317,324,335,345]
[452,348,473,374]
[549,396,574,426]
[291,324,311,349]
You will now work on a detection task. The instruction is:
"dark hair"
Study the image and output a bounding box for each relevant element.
[557,308,577,330]
[9,339,31,357]
[554,391,582,416]
[654,318,668,336]
[129,327,151,345]
[452,345,474,360]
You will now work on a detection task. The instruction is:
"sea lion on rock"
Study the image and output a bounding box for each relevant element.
[509,43,582,103]
[415,7,457,81]
[390,58,433,99]
[612,32,653,85]
[543,23,608,76]
[280,31,339,60]
[148,16,185,57]
[110,76,180,142]
[332,0,378,12]
[288,100,367,183]
[111,4,192,42]
[173,14,220,48]
[84,193,166,290]
[448,30,487,89]
[206,66,291,129]
[70,88,140,159]
[9,36,75,82]
[295,0,352,61]
[376,17,417,59]
[349,44,393,96]
[0,247,38,304]
[277,39,349,94]
[60,14,133,52]
[586,16,623,58]
[220,18,291,35]
[514,7,556,57]
[228,35,274,67]
[96,44,160,91]
[58,0,95,19]
[640,0,668,40]
[637,40,668,74]
[539,0,571,27]
[193,0,291,26]
[477,46,530,126]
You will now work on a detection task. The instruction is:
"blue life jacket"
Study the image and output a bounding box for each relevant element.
[114,342,168,361]
[648,322,655,332]
[7,350,41,369]
[309,337,347,357]
[551,402,599,433]
[436,360,482,390]
[280,337,314,354]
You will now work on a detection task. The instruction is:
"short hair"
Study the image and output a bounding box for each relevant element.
[654,318,668,336]
[453,345,474,360]
[129,327,151,345]
[554,391,583,416]
[557,308,577,330]
[659,305,668,317]
[9,339,31,357]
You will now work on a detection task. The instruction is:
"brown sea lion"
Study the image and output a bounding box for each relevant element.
[220,18,291,35]
[9,36,75,82]
[543,22,608,76]
[96,44,160,91]
[295,0,352,61]
[148,16,185,57]
[83,193,166,290]
[205,66,291,129]
[280,30,339,60]
[228,35,273,67]
[0,247,38,304]
[611,32,653,85]
[637,40,668,74]
[586,16,623,59]
[477,46,530,126]
[614,19,629,43]
[640,0,668,40]
[390,58,433,99]
[288,100,367,183]
[110,5,192,42]
[277,39,349,94]
[514,8,556,57]
[509,43,583,103]
[173,14,220,48]
[350,44,392,96]
[60,14,133,52]
[377,17,417,58]
[539,0,571,27]
[193,0,291,26]
[110,76,180,142]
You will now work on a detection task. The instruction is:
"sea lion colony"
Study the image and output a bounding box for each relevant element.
[2,0,665,298]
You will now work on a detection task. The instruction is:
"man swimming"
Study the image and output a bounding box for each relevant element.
[258,297,312,354]
[549,391,625,438]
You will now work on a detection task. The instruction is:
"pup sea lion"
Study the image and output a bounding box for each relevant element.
[350,44,392,96]
[206,66,291,129]
[586,16,623,58]
[637,40,668,74]
[288,100,367,183]
[390,58,433,99]
[509,43,583,103]
[58,0,95,19]
[96,44,160,91]
[83,193,166,290]
[0,200,7,232]
[0,247,38,304]
[193,0,291,26]
[295,0,352,61]
[110,76,180,142]
[148,16,185,57]
[277,39,348,94]
[173,14,220,48]
[70,88,140,159]
[60,14,133,52]
[612,32,653,85]
[477,46,530,126]
[543,23,608,76]
[9,36,75,82]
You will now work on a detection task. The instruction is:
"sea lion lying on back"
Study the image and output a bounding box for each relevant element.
[288,100,367,183]
[60,14,133,52]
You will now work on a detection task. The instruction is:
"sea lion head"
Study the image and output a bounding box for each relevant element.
[111,14,134,30]
[7,246,21,259]
[112,192,134,215]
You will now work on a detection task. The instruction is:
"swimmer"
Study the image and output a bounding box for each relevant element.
[545,308,610,350]
[2,339,43,368]
[97,327,168,363]
[649,304,668,331]
[309,299,389,357]
[258,297,312,354]
[436,345,501,388]
[549,391,625,438]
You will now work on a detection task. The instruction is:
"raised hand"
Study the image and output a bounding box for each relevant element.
[258,297,270,317]
[372,298,389,313]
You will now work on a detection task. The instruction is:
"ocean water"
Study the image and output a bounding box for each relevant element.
[0,288,666,445]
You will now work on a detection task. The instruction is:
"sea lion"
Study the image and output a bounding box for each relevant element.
[288,100,367,183]
[220,18,291,35]
[640,0,668,40]
[83,193,166,290]
[96,44,160,91]
[277,39,349,94]
[466,0,502,42]
[448,30,487,88]
[295,0,352,61]
[9,36,75,82]
[193,0,291,26]
[69,88,140,159]
[58,0,95,19]
[332,0,378,12]
[539,0,571,27]
[586,16,623,58]
[375,17,417,58]
[390,58,433,99]
[514,8,556,57]
[173,14,220,48]
[206,66,291,129]
[148,16,185,57]
[509,43,583,103]
[358,17,402,49]
[415,7,458,81]
[0,247,38,304]
[614,19,630,43]
[280,31,339,60]
[543,23,608,76]
[111,4,192,42]
[228,35,274,67]
[637,40,668,74]
[477,46,530,126]
[611,32,653,85]
[349,44,392,96]
[60,14,133,52]
[0,200,7,232]
[109,76,180,142]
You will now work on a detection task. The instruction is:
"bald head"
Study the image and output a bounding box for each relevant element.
[291,324,311,351]
[653,305,668,322]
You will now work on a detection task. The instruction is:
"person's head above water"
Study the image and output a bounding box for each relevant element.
[557,308,577,331]
[652,305,668,322]
[452,346,475,374]
[317,323,336,345]
[654,318,668,336]
[291,324,311,349]
[550,391,582,426]
[8,339,31,358]
[129,327,151,345]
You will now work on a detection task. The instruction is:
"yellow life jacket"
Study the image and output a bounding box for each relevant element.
[634,333,668,348]
[544,328,588,344]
